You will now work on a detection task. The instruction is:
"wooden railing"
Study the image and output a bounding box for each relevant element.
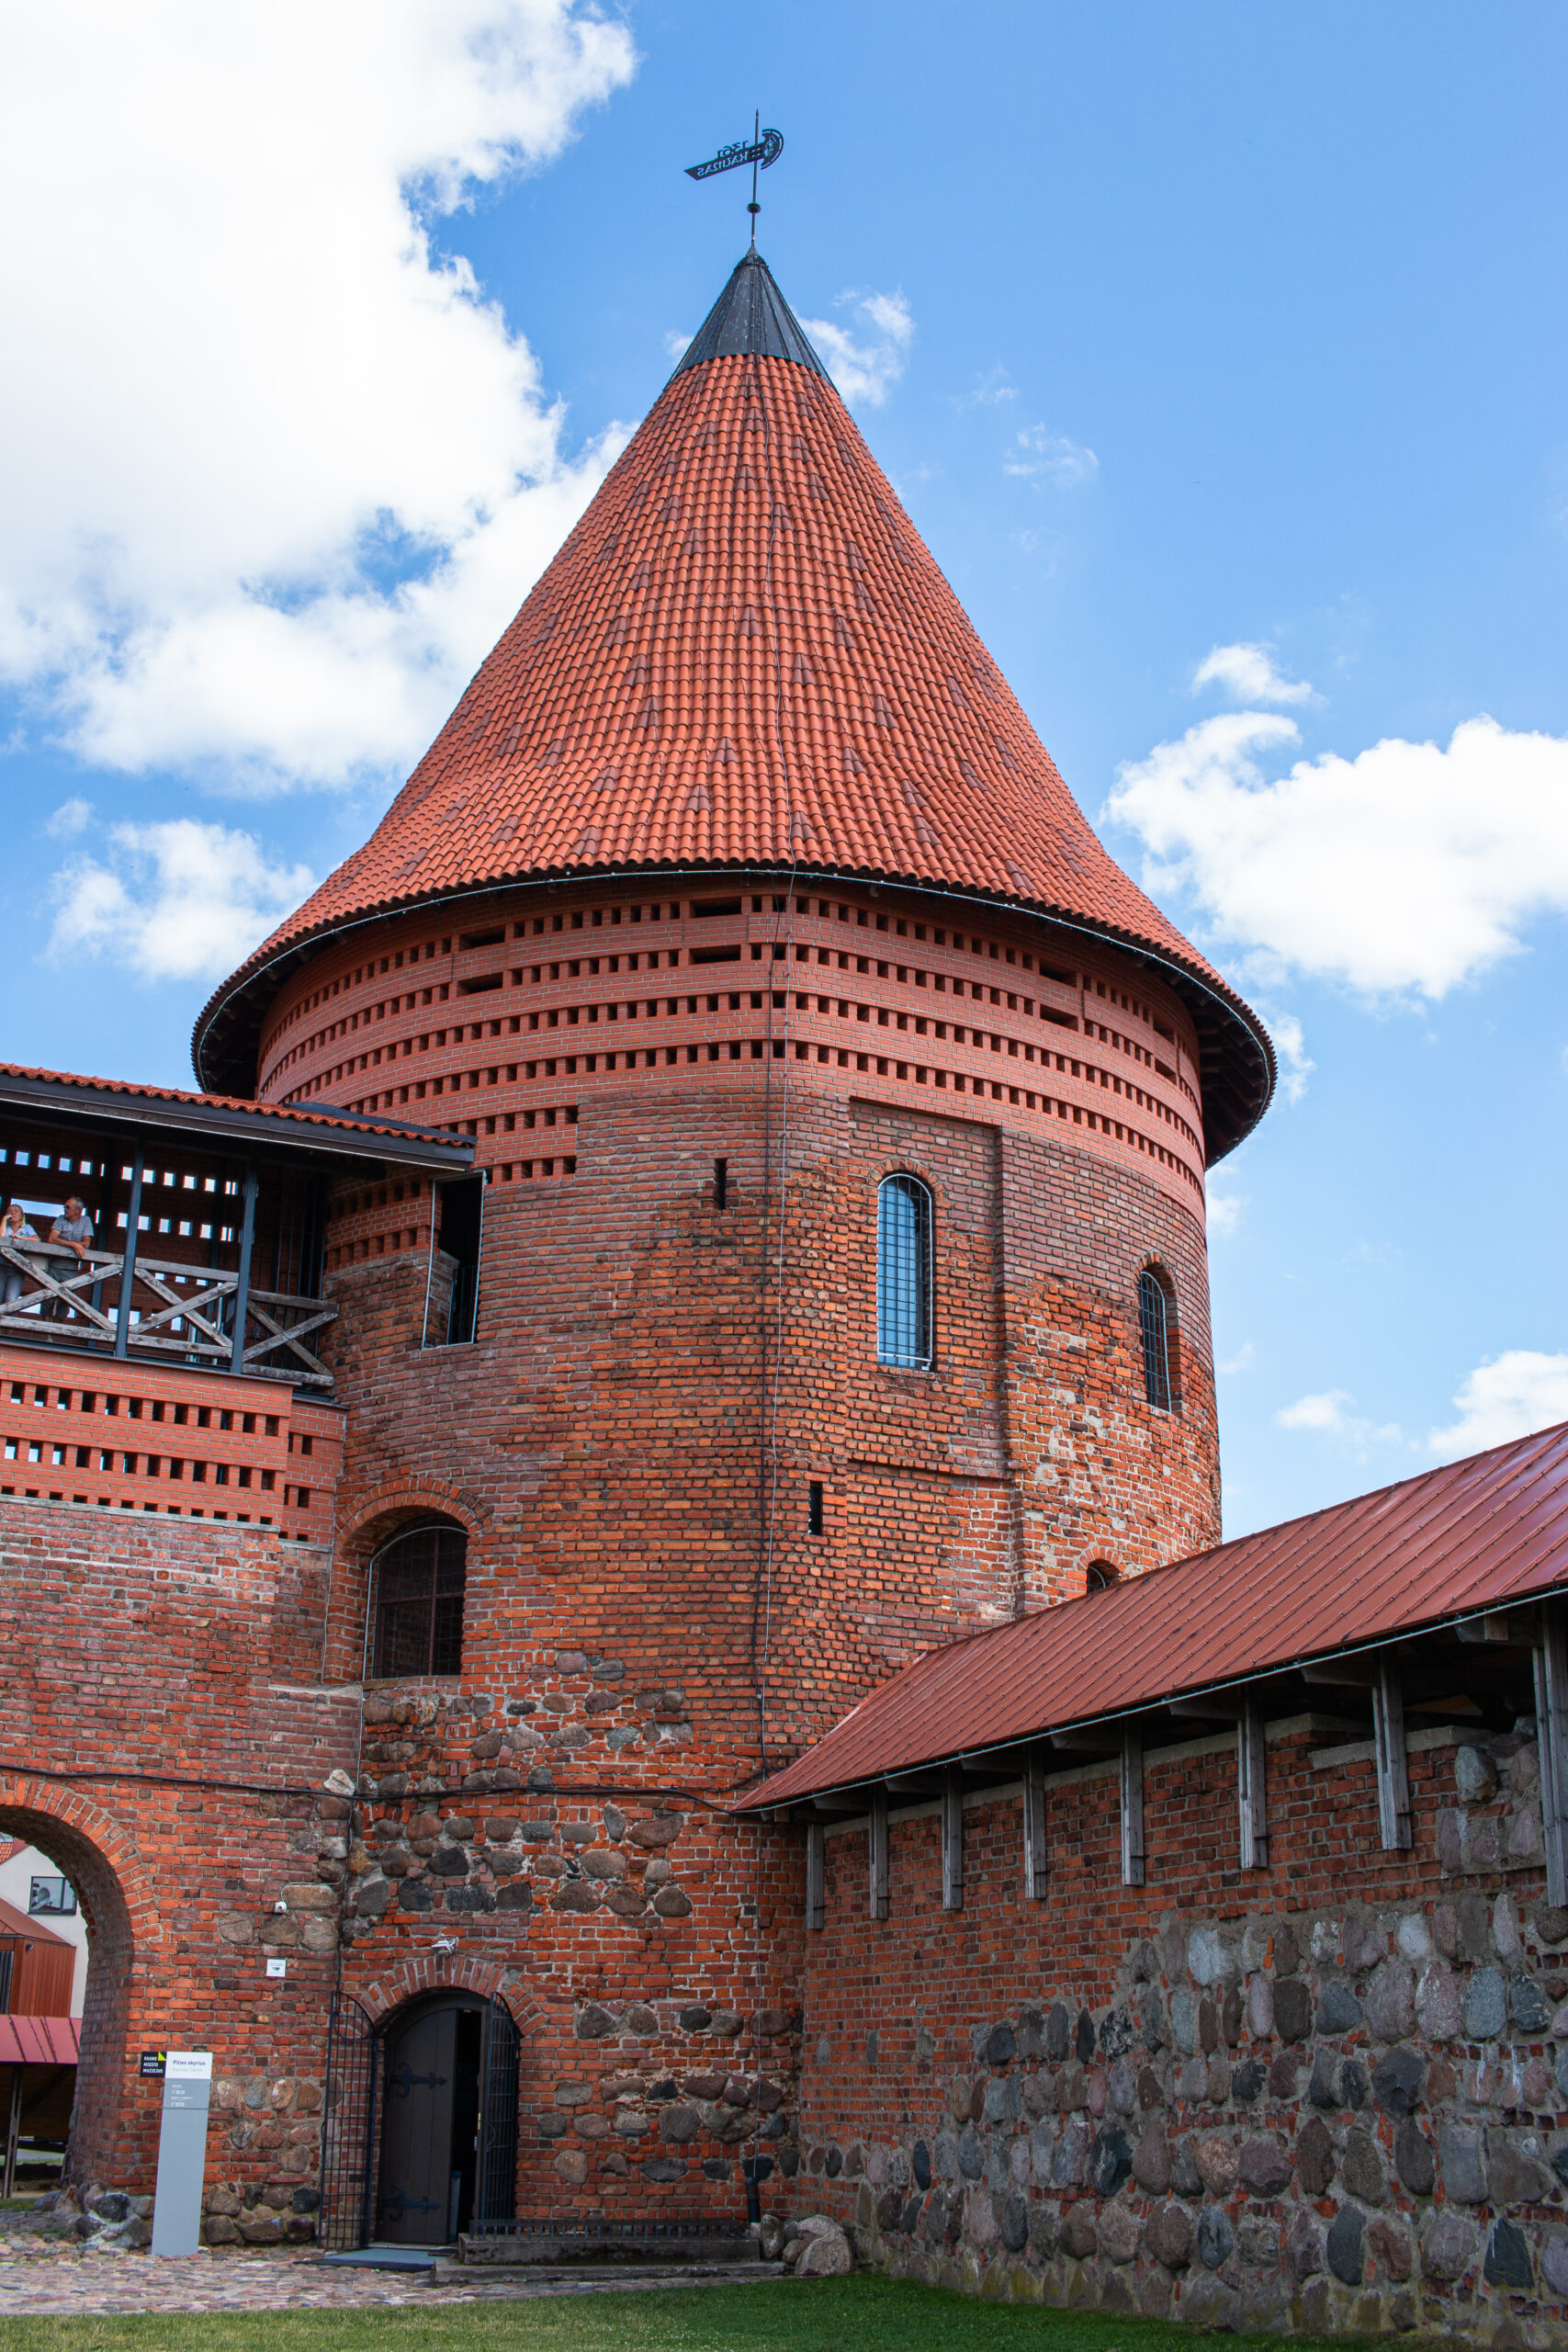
[0,1240,336,1387]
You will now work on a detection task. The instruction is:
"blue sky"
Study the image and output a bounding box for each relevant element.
[2,2,1565,1536]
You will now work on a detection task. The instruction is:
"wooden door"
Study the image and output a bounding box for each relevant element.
[377,2007,459,2245]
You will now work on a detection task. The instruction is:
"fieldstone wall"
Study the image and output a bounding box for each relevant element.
[793,1723,1568,2345]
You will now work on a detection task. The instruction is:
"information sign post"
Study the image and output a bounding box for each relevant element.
[151,2050,213,2257]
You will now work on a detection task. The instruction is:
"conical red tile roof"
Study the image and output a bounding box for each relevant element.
[195,253,1272,1153]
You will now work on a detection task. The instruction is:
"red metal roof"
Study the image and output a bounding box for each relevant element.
[0,2014,79,2066]
[737,1421,1568,1808]
[193,253,1273,1148]
[0,1062,470,1169]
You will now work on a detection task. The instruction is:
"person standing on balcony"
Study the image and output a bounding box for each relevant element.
[46,1197,94,1319]
[1,1201,39,1306]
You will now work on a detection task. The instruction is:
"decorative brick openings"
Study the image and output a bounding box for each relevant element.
[0,1349,341,1540]
[257,889,1211,1214]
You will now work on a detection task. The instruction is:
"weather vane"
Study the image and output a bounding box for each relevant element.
[685,112,784,246]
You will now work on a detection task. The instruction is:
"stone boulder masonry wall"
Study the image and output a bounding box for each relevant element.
[791,1718,1568,2343]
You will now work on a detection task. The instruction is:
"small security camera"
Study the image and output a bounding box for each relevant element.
[273,1899,288,1915]
[432,1936,458,1955]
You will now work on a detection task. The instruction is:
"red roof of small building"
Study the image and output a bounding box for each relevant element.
[0,1893,70,1943]
[0,2014,80,2066]
[736,1420,1568,1807]
[193,253,1273,1153]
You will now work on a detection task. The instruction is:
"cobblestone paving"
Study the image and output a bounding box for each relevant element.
[0,2242,778,2317]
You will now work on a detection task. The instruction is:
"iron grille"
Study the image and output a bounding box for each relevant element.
[1138,1270,1172,1411]
[368,1524,468,1679]
[876,1174,932,1369]
[476,1996,521,2223]
[319,1990,378,2251]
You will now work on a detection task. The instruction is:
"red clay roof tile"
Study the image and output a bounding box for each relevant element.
[194,254,1272,1145]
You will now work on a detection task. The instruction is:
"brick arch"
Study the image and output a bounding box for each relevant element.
[353,1954,532,2034]
[0,1774,160,2188]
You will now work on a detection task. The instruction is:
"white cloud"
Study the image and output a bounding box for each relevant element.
[1218,1340,1255,1377]
[0,2,637,791]
[663,330,693,360]
[1192,641,1313,707]
[1004,424,1099,488]
[1275,1388,1404,1457]
[1263,1010,1314,1105]
[48,820,317,984]
[1427,1351,1568,1462]
[45,797,93,838]
[952,366,1018,411]
[803,290,914,408]
[1206,1189,1247,1238]
[1106,712,1568,999]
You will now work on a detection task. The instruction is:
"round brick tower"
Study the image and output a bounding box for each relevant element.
[195,250,1273,1780]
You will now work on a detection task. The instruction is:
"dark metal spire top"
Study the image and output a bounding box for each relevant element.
[669,250,828,382]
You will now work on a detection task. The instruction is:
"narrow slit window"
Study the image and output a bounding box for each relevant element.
[714,1157,728,1210]
[1137,1269,1173,1411]
[808,1479,824,1536]
[369,1521,467,1678]
[877,1174,932,1369]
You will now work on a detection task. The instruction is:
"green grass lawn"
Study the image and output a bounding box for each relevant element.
[0,2275,1403,2352]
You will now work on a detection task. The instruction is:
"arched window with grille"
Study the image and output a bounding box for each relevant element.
[877,1174,932,1369]
[1085,1559,1120,1595]
[1137,1268,1174,1412]
[367,1521,468,1679]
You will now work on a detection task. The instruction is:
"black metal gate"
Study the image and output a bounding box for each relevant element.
[319,1990,378,2251]
[475,1996,520,2225]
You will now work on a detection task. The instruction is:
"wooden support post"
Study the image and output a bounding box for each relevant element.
[112,1151,145,1359]
[2,2067,20,2200]
[1238,1692,1269,1869]
[1021,1751,1047,1900]
[1372,1656,1413,1849]
[1121,1724,1145,1887]
[941,1770,964,1912]
[229,1160,258,1374]
[868,1791,889,1922]
[805,1823,825,1932]
[1535,1603,1568,1907]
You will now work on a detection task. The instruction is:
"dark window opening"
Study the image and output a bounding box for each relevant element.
[808,1480,824,1536]
[690,944,742,964]
[457,973,502,995]
[370,1522,467,1679]
[459,927,505,949]
[1084,1560,1119,1595]
[1138,1270,1173,1412]
[691,897,742,918]
[427,1176,485,1347]
[877,1174,933,1369]
[714,1158,728,1210]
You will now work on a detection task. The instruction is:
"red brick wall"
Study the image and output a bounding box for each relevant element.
[0,1499,355,2223]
